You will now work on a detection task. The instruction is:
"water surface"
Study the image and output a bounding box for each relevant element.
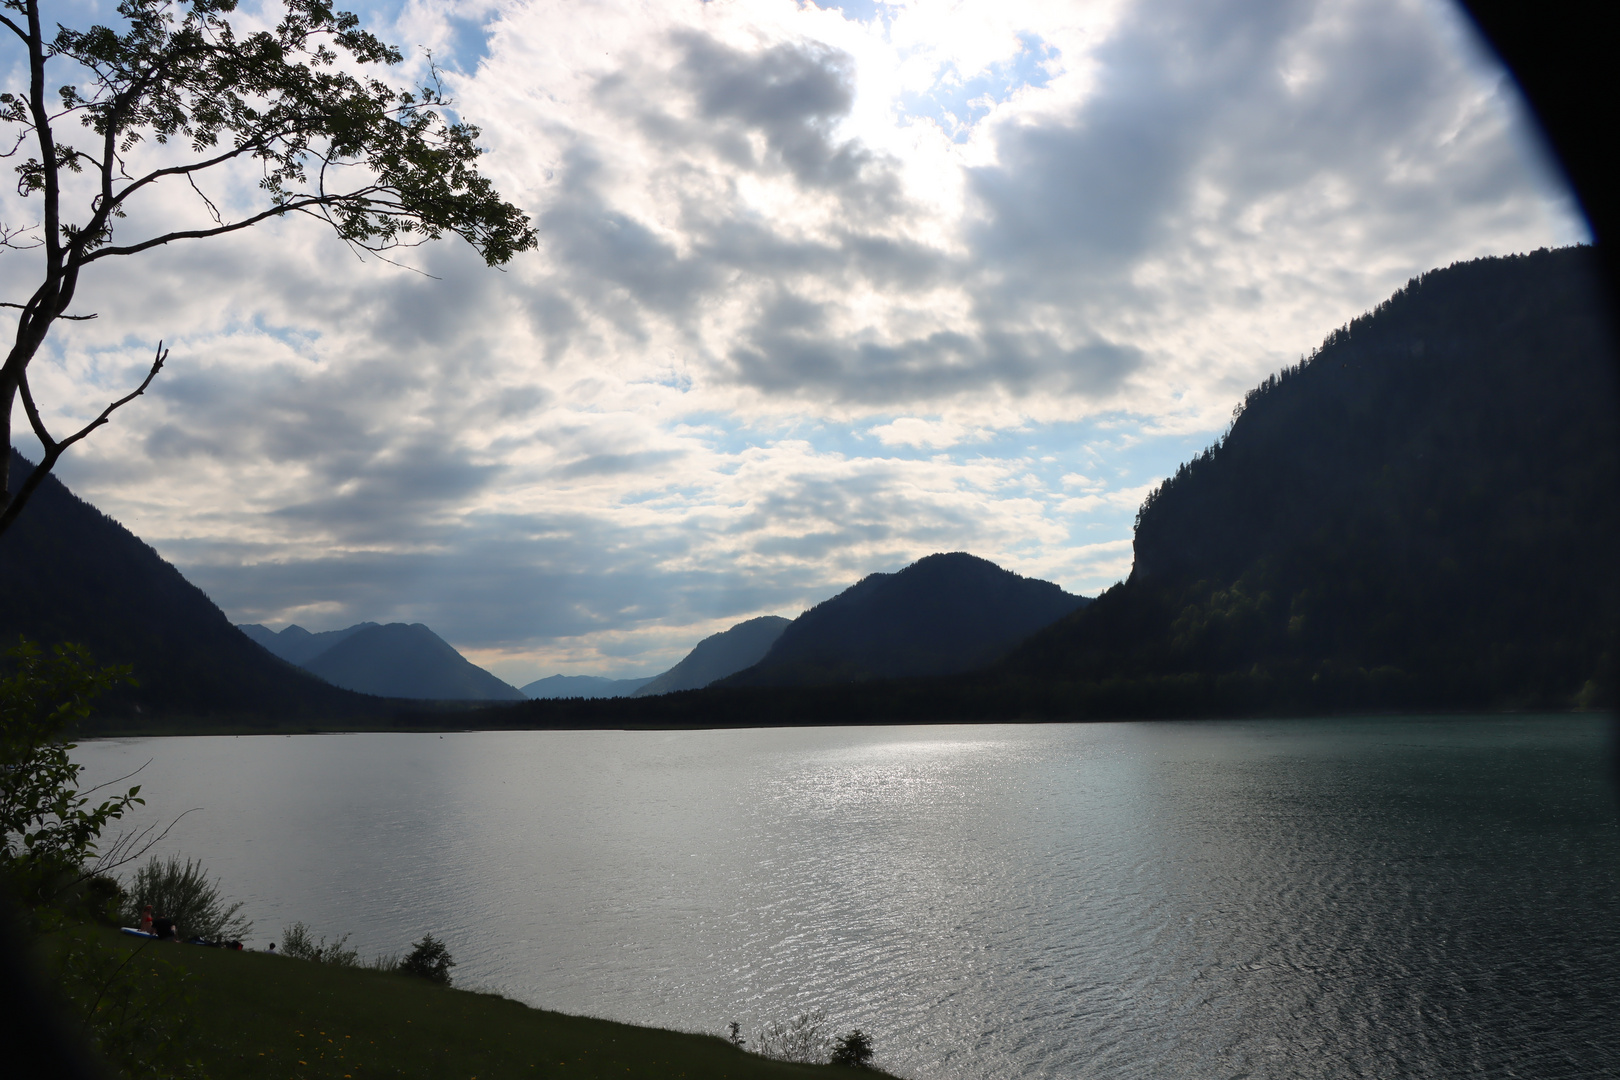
[75,718,1619,1079]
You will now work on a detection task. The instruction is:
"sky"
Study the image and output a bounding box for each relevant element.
[4,0,1586,684]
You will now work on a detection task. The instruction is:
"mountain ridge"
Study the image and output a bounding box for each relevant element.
[721,552,1089,687]
[633,616,791,696]
[1001,245,1620,710]
[0,449,374,720]
[238,622,378,667]
[298,623,526,701]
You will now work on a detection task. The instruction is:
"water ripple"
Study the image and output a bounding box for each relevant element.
[74,717,1619,1080]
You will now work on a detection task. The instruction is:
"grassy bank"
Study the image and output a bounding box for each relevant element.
[54,927,900,1079]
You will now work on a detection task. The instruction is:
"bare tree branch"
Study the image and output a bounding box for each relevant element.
[91,807,202,879]
[0,301,94,319]
[185,172,222,225]
[52,342,168,454]
[0,342,166,535]
[77,759,152,801]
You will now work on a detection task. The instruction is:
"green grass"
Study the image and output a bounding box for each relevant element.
[61,927,901,1079]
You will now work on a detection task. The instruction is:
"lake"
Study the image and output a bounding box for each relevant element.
[74,718,1619,1079]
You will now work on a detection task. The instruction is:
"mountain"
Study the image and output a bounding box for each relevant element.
[1004,246,1620,712]
[488,247,1619,729]
[238,622,376,666]
[236,620,520,701]
[291,623,526,701]
[720,553,1088,687]
[632,615,791,696]
[521,674,655,699]
[0,449,372,721]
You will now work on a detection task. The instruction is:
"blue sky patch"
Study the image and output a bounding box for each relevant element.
[899,32,1060,141]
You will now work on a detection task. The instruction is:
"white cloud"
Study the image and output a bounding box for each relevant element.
[870,417,983,448]
[3,0,1585,680]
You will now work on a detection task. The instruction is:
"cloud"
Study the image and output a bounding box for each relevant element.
[870,417,976,449]
[4,0,1584,680]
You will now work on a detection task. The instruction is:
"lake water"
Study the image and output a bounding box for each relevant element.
[74,718,1619,1079]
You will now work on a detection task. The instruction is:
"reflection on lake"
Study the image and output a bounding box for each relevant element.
[75,718,1619,1079]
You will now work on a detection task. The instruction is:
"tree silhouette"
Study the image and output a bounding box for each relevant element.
[0,0,536,536]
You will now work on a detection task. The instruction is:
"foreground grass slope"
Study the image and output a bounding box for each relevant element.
[68,928,896,1080]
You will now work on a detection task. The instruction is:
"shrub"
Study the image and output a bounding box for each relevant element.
[399,933,455,985]
[57,928,199,1077]
[1,639,137,909]
[280,921,359,966]
[122,855,251,941]
[81,873,126,923]
[755,1008,832,1064]
[831,1029,875,1068]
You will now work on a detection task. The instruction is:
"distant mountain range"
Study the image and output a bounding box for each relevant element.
[521,615,791,698]
[527,555,1083,701]
[633,616,790,696]
[720,553,1088,687]
[0,449,370,721]
[521,674,655,699]
[240,622,524,701]
[238,622,375,667]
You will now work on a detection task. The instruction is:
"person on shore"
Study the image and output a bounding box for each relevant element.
[138,906,153,934]
[151,915,178,941]
[266,942,278,955]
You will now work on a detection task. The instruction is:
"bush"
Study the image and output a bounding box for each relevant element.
[280,921,359,966]
[831,1029,875,1068]
[56,928,200,1077]
[1,639,137,909]
[399,933,455,985]
[755,1008,832,1064]
[78,872,126,925]
[122,855,251,942]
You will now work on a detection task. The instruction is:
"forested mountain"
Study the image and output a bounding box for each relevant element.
[720,553,1088,687]
[521,673,654,699]
[0,450,371,720]
[296,623,526,701]
[633,615,791,696]
[1005,246,1619,711]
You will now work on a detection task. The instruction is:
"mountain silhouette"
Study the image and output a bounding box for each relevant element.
[633,615,791,696]
[721,553,1088,687]
[1004,246,1620,711]
[0,449,370,720]
[238,622,376,667]
[520,674,654,699]
[280,622,525,701]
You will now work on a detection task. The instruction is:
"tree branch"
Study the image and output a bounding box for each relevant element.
[0,342,167,535]
[0,302,95,320]
[52,341,167,455]
[81,192,397,261]
[0,12,28,45]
